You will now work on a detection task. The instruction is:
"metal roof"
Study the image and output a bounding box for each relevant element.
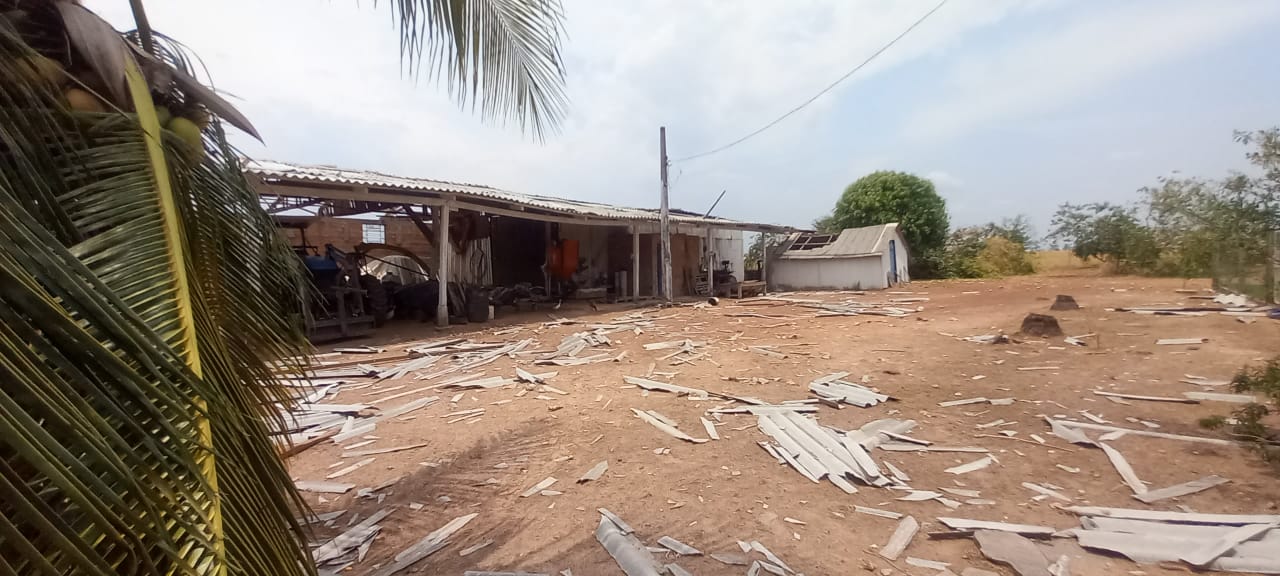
[245,159,791,232]
[778,223,903,259]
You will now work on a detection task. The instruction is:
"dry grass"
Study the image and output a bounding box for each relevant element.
[1031,249,1101,274]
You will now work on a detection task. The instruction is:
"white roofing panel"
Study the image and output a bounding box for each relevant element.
[246,159,790,231]
[779,223,901,259]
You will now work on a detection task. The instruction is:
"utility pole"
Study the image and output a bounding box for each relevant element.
[659,127,673,302]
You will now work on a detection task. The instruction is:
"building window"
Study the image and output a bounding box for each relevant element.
[362,223,385,244]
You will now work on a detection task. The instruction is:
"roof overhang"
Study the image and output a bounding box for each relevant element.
[247,160,793,234]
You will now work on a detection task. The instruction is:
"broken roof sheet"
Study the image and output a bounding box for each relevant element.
[779,223,903,259]
[246,159,792,232]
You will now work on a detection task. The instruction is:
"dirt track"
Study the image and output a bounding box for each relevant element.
[293,274,1280,575]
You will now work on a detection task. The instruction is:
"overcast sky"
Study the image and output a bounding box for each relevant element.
[90,0,1280,237]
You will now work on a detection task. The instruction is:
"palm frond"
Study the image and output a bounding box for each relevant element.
[0,6,313,575]
[389,0,569,139]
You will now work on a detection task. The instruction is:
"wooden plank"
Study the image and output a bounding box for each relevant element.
[1092,390,1198,404]
[937,518,1054,536]
[1180,522,1278,567]
[1156,338,1208,345]
[342,442,430,458]
[879,516,919,560]
[326,457,375,479]
[880,443,989,453]
[1049,419,1236,446]
[1183,391,1258,403]
[1099,443,1147,495]
[295,480,355,494]
[1134,475,1229,504]
[280,428,339,459]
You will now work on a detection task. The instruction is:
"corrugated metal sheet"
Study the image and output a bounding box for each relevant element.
[246,159,788,231]
[778,223,900,259]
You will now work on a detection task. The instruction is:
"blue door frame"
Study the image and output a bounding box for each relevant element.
[888,240,899,285]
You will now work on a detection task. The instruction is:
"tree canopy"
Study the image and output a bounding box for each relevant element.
[826,171,950,256]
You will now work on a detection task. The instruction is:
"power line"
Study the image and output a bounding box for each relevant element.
[673,0,949,163]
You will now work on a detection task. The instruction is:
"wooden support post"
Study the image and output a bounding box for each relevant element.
[436,204,450,327]
[632,227,641,301]
[761,232,769,295]
[659,127,672,302]
[705,227,715,297]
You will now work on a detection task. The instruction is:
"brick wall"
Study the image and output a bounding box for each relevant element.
[279,216,433,261]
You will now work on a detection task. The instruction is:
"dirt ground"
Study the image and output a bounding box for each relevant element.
[292,274,1280,576]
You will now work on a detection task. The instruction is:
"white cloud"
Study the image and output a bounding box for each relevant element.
[82,0,1280,231]
[904,0,1280,144]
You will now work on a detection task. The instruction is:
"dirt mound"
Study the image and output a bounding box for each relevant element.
[1019,313,1063,337]
[1050,295,1080,311]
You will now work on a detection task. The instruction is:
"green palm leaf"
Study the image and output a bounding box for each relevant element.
[0,8,312,575]
[390,0,569,138]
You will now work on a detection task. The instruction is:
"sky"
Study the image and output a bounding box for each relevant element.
[89,0,1280,238]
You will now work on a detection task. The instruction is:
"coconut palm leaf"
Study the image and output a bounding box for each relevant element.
[0,8,313,576]
[390,0,569,138]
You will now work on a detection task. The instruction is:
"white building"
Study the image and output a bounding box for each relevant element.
[770,223,910,291]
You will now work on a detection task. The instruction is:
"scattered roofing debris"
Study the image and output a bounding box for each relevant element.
[1067,508,1280,573]
[632,409,708,444]
[594,511,663,576]
[313,508,394,566]
[578,461,609,484]
[755,411,889,492]
[879,516,919,560]
[809,372,890,407]
[1133,475,1229,504]
[1156,337,1209,346]
[368,513,478,576]
[974,530,1052,576]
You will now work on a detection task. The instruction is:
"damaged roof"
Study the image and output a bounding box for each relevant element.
[779,223,904,259]
[245,159,792,233]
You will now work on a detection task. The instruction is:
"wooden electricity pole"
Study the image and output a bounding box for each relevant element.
[659,127,673,302]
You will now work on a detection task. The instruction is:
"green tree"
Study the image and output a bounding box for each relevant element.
[828,171,950,276]
[1049,202,1157,273]
[1,1,566,574]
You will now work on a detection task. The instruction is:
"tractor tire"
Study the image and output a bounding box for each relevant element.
[361,274,389,327]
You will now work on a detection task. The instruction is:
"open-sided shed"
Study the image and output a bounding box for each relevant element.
[246,160,790,327]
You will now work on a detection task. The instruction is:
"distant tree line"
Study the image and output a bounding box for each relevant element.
[1049,129,1280,281]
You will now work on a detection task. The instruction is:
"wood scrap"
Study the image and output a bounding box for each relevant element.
[1092,390,1198,404]
[327,457,375,479]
